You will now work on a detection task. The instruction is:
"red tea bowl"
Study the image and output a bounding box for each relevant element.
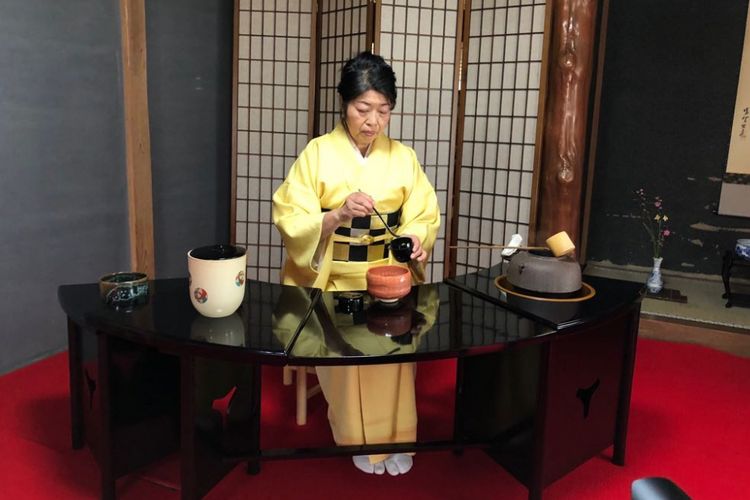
[366,265,411,303]
[366,302,413,337]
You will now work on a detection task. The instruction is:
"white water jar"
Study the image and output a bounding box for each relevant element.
[187,245,247,318]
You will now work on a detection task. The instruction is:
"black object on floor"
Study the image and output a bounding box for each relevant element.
[646,288,688,304]
[631,477,691,500]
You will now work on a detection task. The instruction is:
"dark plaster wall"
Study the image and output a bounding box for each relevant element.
[146,0,233,278]
[0,0,234,374]
[587,0,750,274]
[0,0,128,374]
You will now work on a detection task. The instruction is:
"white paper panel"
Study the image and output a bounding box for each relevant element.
[235,2,313,283]
[455,0,546,273]
[379,0,459,282]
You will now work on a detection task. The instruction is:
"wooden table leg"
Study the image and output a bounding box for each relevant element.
[451,355,465,457]
[721,250,733,307]
[528,343,550,500]
[449,288,466,457]
[181,356,243,499]
[613,306,640,465]
[246,363,262,475]
[528,487,544,500]
[97,332,116,500]
[180,355,199,500]
[68,318,84,450]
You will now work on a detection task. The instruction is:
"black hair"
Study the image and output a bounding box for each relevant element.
[337,51,397,109]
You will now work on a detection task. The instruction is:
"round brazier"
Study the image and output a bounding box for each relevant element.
[506,251,582,295]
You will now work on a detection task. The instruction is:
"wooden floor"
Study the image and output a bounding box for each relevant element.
[640,317,750,358]
[585,261,750,333]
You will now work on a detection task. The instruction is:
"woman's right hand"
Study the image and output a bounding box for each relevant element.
[337,191,374,223]
[320,191,374,244]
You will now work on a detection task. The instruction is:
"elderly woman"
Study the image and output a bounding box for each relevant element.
[272,52,440,476]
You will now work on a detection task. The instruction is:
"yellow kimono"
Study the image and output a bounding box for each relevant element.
[272,123,440,463]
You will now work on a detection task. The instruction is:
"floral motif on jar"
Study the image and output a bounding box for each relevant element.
[193,287,208,304]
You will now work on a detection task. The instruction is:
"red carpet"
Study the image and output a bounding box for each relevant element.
[1,338,748,499]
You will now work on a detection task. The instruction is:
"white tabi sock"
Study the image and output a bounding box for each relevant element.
[384,455,401,476]
[392,453,413,474]
[352,455,374,474]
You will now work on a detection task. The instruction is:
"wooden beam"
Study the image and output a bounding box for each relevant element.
[119,0,155,277]
[368,0,381,54]
[534,0,600,254]
[445,0,471,278]
[309,0,321,139]
[527,0,555,246]
[230,0,240,244]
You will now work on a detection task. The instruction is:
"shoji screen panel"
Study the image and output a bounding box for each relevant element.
[234,1,313,283]
[317,0,370,135]
[378,0,459,282]
[453,0,546,275]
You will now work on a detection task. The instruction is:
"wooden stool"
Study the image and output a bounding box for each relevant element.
[282,366,321,425]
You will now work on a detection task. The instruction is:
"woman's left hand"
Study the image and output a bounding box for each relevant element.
[406,235,427,262]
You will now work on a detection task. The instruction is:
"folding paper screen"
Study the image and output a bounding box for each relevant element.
[232,0,548,282]
[378,0,460,282]
[317,0,370,135]
[234,0,313,283]
[454,0,546,275]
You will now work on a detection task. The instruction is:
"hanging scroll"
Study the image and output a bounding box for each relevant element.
[718,4,750,218]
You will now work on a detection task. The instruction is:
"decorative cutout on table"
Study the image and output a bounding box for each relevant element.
[85,369,96,410]
[576,378,600,419]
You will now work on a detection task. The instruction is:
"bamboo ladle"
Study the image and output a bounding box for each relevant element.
[449,244,549,251]
[449,231,576,258]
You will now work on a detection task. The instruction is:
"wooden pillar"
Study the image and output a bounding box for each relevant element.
[534,0,600,252]
[120,0,155,277]
[308,0,320,140]
[367,0,382,54]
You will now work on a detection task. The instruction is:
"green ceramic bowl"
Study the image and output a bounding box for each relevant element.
[99,272,149,310]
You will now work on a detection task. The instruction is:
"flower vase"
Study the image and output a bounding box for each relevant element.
[646,257,664,294]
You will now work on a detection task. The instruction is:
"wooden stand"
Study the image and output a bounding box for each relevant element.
[722,250,750,308]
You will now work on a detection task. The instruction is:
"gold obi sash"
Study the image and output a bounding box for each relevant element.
[323,208,402,262]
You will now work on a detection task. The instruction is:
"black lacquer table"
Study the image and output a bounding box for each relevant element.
[58,267,643,500]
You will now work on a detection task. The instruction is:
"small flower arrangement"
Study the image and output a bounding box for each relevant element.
[634,188,671,259]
